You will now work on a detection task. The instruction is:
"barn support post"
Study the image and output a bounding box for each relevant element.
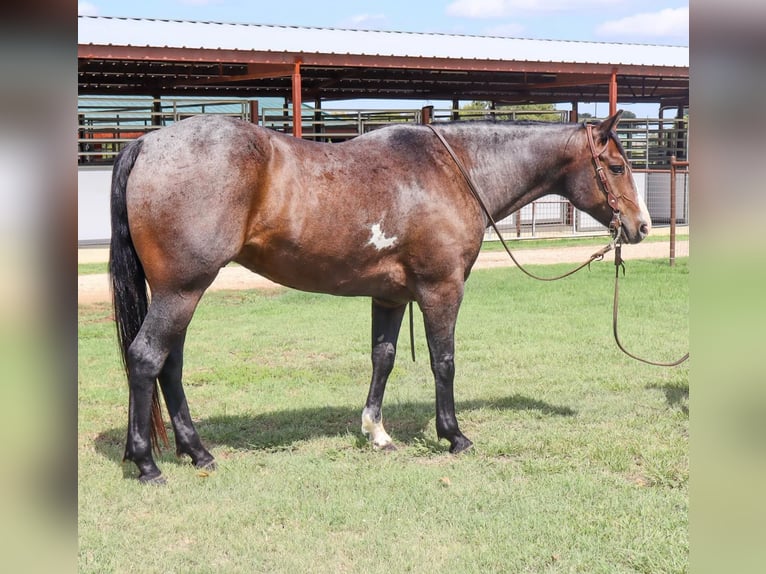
[282,98,290,132]
[669,156,689,267]
[292,60,303,138]
[609,68,618,116]
[151,96,162,127]
[421,105,433,124]
[452,98,460,121]
[314,97,323,141]
[567,101,579,226]
[675,104,686,160]
[249,100,259,124]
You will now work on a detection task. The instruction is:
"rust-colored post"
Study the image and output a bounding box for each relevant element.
[609,68,618,116]
[670,156,677,266]
[669,156,689,266]
[292,60,302,138]
[249,100,259,124]
[421,105,433,124]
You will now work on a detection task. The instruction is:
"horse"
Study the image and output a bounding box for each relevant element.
[109,110,650,483]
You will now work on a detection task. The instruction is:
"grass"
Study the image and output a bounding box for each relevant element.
[78,261,109,275]
[78,258,688,573]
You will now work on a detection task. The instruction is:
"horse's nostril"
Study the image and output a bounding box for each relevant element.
[640,223,650,237]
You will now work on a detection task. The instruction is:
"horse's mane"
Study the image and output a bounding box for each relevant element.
[436,118,570,128]
[435,118,629,162]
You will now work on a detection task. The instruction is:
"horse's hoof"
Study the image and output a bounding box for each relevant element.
[195,459,217,471]
[138,473,167,485]
[449,436,474,454]
[196,461,217,476]
[377,442,397,452]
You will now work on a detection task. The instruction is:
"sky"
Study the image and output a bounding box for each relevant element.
[77,0,689,116]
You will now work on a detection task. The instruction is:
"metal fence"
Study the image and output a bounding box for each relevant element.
[78,96,252,163]
[77,96,689,238]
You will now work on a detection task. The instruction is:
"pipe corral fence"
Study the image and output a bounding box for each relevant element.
[77,96,689,246]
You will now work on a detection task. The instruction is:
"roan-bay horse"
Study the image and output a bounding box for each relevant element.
[110,110,650,483]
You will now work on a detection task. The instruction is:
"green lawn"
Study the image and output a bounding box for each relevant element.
[78,258,688,573]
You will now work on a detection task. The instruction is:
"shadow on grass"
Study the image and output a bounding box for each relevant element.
[94,394,576,466]
[648,382,689,416]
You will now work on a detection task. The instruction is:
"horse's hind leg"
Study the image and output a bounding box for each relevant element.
[158,331,215,471]
[124,290,204,483]
[362,301,406,450]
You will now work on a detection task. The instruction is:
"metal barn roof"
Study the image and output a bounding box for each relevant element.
[78,16,688,107]
[78,16,687,68]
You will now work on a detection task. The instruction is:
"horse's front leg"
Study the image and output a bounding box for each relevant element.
[419,282,473,454]
[361,300,407,450]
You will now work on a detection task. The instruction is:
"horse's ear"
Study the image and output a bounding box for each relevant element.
[595,109,624,143]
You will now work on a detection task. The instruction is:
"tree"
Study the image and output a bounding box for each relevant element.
[460,101,563,121]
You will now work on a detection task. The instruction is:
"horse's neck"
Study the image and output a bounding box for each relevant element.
[446,124,576,222]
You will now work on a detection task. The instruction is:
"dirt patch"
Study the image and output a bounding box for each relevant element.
[78,240,688,306]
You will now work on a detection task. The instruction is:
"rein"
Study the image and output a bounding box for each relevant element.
[425,123,616,281]
[425,123,689,367]
[610,243,690,366]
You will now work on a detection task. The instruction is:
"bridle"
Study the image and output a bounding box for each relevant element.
[423,122,689,367]
[585,122,633,242]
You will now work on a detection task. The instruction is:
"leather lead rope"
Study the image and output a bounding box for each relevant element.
[611,244,689,366]
[425,123,689,367]
[409,301,415,362]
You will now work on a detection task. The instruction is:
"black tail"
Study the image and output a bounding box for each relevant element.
[109,139,168,452]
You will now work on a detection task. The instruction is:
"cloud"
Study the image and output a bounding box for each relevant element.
[447,0,508,17]
[596,7,689,41]
[446,0,619,18]
[77,1,98,15]
[340,13,388,29]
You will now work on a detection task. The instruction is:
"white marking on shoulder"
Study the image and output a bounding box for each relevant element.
[368,222,398,251]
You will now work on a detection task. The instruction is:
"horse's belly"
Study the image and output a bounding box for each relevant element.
[234,246,410,300]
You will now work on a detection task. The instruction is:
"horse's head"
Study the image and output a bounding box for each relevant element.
[567,110,651,244]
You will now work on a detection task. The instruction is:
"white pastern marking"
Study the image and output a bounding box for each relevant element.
[367,222,397,250]
[361,408,393,449]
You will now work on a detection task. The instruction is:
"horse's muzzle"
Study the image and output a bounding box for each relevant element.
[622,218,651,244]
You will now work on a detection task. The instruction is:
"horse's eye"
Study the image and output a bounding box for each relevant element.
[609,165,625,175]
